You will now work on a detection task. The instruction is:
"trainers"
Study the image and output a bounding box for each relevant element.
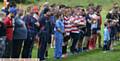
[103,51,107,53]
[62,54,68,58]
[110,48,114,51]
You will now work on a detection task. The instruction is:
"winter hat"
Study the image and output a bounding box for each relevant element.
[9,7,17,16]
[32,5,39,13]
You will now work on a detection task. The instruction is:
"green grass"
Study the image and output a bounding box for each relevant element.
[31,0,120,61]
[31,43,120,61]
[0,0,120,61]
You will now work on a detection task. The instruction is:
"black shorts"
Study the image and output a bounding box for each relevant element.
[85,28,91,36]
[91,28,98,34]
[118,26,120,32]
[64,36,70,43]
[79,31,84,40]
[47,34,52,44]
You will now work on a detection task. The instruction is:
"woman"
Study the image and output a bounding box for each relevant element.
[54,12,64,59]
[3,8,16,58]
[12,9,27,58]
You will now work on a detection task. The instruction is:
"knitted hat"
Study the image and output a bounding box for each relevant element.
[9,7,17,15]
[32,5,39,13]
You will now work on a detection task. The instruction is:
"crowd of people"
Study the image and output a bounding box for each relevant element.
[0,1,120,61]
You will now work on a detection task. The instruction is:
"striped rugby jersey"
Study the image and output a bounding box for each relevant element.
[70,15,86,33]
[64,16,71,35]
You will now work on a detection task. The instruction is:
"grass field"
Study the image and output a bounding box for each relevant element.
[0,0,120,61]
[32,42,120,61]
[32,0,120,61]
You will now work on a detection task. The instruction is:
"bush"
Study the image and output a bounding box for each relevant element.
[10,0,32,4]
[0,0,3,2]
[22,0,33,4]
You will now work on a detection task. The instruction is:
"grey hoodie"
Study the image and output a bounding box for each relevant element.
[13,16,27,40]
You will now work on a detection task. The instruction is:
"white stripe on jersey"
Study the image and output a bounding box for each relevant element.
[64,16,72,34]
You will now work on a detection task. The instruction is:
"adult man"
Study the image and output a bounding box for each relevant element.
[22,6,39,58]
[38,8,52,61]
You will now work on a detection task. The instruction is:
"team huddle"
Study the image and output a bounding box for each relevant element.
[0,1,120,61]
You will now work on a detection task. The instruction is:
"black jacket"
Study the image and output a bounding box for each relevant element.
[0,22,6,37]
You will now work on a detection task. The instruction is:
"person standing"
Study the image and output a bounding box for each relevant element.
[3,7,16,58]
[22,6,38,58]
[62,8,71,58]
[106,4,119,50]
[54,12,64,60]
[38,9,52,61]
[103,21,110,52]
[83,8,93,51]
[0,13,6,57]
[11,9,27,58]
[49,4,56,49]
[69,15,78,54]
[118,7,120,41]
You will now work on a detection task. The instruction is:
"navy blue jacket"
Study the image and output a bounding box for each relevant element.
[23,15,38,37]
[0,22,6,37]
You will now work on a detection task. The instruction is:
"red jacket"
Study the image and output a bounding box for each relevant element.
[4,16,13,41]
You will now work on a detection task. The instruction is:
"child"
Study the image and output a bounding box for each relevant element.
[77,8,86,52]
[22,6,35,58]
[118,8,120,41]
[110,20,117,50]
[103,21,110,52]
[38,8,52,61]
[54,12,64,59]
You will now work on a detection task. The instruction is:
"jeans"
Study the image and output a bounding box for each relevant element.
[12,39,24,58]
[22,36,34,58]
[0,37,6,58]
[3,40,12,58]
[38,31,48,60]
